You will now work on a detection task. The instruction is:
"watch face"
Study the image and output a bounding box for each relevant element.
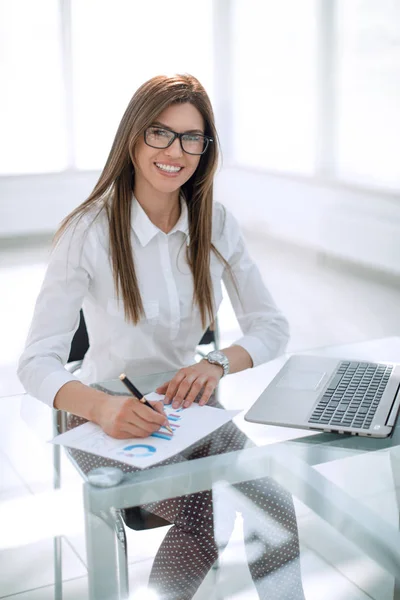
[210,351,224,361]
[207,350,229,376]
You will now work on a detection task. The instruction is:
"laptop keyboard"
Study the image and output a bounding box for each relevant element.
[308,361,393,430]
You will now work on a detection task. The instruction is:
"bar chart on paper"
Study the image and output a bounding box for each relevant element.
[150,407,183,440]
[51,398,240,468]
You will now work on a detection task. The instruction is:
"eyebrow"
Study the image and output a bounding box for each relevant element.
[152,121,204,135]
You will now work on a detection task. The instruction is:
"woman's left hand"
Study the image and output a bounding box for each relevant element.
[156,360,223,409]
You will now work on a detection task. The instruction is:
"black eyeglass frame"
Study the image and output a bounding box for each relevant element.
[144,126,214,156]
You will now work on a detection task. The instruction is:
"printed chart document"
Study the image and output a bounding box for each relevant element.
[51,393,240,468]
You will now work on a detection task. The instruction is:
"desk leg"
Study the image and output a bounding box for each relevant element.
[53,535,63,600]
[390,451,400,600]
[52,418,62,600]
[84,507,129,600]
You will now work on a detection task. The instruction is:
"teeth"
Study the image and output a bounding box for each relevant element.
[156,163,182,173]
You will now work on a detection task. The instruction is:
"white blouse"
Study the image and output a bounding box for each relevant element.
[18,198,289,407]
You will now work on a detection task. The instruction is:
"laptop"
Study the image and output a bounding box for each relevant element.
[244,355,400,438]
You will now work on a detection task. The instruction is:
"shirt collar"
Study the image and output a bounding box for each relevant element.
[131,194,190,247]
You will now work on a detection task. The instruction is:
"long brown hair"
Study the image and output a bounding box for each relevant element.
[55,73,230,328]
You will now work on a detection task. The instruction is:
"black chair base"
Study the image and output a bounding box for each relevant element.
[122,506,171,531]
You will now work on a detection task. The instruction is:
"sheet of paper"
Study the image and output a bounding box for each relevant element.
[51,392,240,468]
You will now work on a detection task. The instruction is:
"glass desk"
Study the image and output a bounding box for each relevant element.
[60,337,400,599]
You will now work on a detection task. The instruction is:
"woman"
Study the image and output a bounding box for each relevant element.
[18,74,305,599]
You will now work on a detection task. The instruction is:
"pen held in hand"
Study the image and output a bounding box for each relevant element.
[119,373,174,435]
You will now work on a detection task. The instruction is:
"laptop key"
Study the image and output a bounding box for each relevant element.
[327,373,344,391]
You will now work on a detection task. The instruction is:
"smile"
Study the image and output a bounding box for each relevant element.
[155,163,183,173]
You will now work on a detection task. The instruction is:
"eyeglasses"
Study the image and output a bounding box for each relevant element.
[144,126,213,156]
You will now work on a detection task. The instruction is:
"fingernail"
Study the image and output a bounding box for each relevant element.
[184,401,190,408]
[164,396,170,405]
[172,402,179,409]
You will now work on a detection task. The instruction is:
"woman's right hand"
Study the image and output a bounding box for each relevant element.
[95,394,169,439]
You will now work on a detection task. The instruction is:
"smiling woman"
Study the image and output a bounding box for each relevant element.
[18,73,303,599]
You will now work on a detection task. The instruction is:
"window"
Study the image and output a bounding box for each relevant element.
[0,0,213,175]
[231,0,318,175]
[336,0,400,191]
[3,0,399,192]
[231,0,400,192]
[0,0,67,175]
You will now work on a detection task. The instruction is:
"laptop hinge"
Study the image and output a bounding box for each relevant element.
[385,383,400,427]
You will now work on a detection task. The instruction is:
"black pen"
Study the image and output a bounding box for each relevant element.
[119,373,174,435]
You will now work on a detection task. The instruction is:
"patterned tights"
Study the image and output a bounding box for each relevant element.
[68,394,305,600]
[142,423,305,600]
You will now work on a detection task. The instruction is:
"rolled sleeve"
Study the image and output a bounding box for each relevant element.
[39,370,80,408]
[234,324,289,368]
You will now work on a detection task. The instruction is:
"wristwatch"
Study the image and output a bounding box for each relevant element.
[206,350,230,377]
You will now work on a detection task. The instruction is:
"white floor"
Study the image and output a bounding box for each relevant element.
[1,230,400,599]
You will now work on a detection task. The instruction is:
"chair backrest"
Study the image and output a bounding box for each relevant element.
[67,310,89,363]
[68,310,217,363]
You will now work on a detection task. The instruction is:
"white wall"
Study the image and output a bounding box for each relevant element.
[215,167,400,276]
[0,171,99,237]
[1,168,400,276]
